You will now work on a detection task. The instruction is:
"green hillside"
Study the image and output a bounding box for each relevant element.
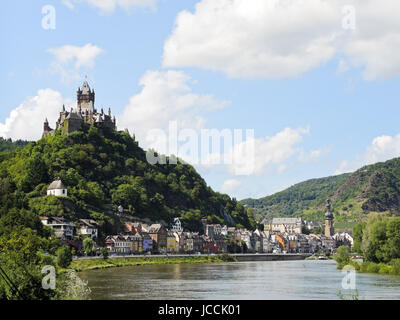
[0,137,29,152]
[0,126,254,239]
[241,157,400,229]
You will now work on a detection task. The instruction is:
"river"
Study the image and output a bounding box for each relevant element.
[79,260,400,300]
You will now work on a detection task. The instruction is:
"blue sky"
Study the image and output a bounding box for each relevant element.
[1,0,400,200]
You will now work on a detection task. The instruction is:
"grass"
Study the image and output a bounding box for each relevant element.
[70,254,237,272]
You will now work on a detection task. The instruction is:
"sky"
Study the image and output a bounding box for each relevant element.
[1,0,400,200]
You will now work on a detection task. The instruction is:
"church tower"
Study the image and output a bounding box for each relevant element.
[77,80,95,112]
[324,199,334,237]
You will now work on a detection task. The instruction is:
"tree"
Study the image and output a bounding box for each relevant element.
[366,220,388,263]
[0,229,55,300]
[101,247,109,260]
[57,246,72,268]
[352,222,366,255]
[334,246,351,267]
[386,218,400,260]
[83,237,95,256]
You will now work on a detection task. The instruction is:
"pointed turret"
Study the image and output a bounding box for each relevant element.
[77,79,95,112]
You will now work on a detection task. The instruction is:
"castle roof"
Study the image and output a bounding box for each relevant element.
[47,179,66,191]
[66,111,82,120]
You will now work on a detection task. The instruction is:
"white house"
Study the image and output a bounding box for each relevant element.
[40,216,74,240]
[47,178,68,197]
[171,218,183,232]
[78,219,98,239]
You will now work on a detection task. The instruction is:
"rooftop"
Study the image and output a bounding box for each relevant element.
[47,179,66,191]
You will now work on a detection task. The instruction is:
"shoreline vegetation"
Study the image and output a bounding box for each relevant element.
[70,254,237,272]
[333,213,400,277]
[336,258,400,276]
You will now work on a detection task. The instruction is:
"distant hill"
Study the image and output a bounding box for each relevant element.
[0,137,29,152]
[241,157,400,230]
[0,127,254,239]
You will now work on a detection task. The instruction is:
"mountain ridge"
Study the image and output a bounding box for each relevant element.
[241,157,400,229]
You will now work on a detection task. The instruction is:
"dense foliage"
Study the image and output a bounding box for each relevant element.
[334,213,400,276]
[354,213,400,263]
[0,126,253,234]
[0,137,29,153]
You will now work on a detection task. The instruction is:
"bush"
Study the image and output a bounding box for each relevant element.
[378,264,392,274]
[220,253,236,262]
[389,259,400,275]
[334,246,351,265]
[366,262,380,274]
[101,247,109,260]
[57,246,72,268]
[350,261,361,271]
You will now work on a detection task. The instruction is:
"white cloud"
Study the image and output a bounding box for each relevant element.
[221,178,241,194]
[163,0,400,80]
[62,0,75,10]
[63,0,157,13]
[298,147,330,163]
[337,59,349,74]
[118,70,229,153]
[0,89,69,141]
[335,134,400,174]
[47,43,103,83]
[227,126,311,176]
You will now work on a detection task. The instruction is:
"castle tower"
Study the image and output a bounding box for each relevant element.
[43,118,50,132]
[77,80,95,112]
[324,199,334,237]
[42,118,54,138]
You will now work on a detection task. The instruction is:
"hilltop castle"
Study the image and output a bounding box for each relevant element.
[43,80,116,137]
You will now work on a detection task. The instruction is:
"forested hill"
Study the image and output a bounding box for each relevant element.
[0,126,254,238]
[241,157,400,224]
[0,137,29,152]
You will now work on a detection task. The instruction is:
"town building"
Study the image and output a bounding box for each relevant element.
[78,219,98,239]
[267,217,303,234]
[47,178,68,197]
[192,233,203,253]
[129,233,143,253]
[141,232,153,252]
[182,232,194,253]
[167,231,179,253]
[333,232,354,247]
[40,216,74,240]
[324,199,334,237]
[148,224,167,253]
[106,235,131,254]
[171,218,183,233]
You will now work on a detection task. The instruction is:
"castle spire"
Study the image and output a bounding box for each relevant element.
[108,108,111,117]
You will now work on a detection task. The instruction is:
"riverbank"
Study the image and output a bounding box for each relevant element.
[71,254,237,272]
[338,259,400,276]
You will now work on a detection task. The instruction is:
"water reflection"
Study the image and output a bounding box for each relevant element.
[79,260,400,300]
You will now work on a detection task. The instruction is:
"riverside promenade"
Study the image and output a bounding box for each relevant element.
[74,253,311,261]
